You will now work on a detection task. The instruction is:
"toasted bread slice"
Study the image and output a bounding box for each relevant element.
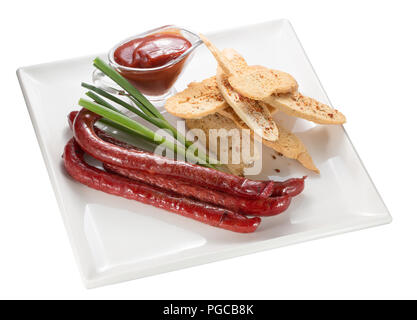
[165,76,227,119]
[200,35,298,99]
[218,107,319,173]
[228,65,298,100]
[263,92,346,124]
[199,35,239,75]
[185,113,259,176]
[220,50,345,124]
[221,48,248,74]
[216,66,279,141]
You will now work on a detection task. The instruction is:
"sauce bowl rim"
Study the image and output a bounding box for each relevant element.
[108,25,203,72]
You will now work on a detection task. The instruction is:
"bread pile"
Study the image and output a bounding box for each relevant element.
[165,35,346,176]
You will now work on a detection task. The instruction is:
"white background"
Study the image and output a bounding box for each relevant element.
[1,0,416,299]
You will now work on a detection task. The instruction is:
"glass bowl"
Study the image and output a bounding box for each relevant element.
[93,25,202,107]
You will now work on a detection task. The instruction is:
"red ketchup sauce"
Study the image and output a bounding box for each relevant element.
[113,32,192,96]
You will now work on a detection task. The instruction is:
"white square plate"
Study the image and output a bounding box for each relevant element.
[17,19,391,288]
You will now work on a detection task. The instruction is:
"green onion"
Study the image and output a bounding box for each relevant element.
[90,57,219,166]
[84,88,182,152]
[78,98,211,167]
[93,57,162,119]
[85,91,120,113]
[82,82,147,117]
[83,84,170,132]
[98,118,155,146]
[83,83,174,135]
[82,81,218,165]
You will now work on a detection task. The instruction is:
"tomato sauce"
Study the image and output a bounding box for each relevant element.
[112,31,192,95]
[114,33,191,69]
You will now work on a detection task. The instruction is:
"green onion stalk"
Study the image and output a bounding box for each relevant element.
[93,58,197,150]
[84,58,218,166]
[78,98,214,168]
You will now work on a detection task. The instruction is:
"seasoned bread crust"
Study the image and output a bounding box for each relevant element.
[263,92,346,124]
[228,65,298,100]
[216,66,279,142]
[185,113,259,176]
[200,35,298,99]
[199,35,238,75]
[215,48,345,125]
[218,107,319,173]
[165,76,227,119]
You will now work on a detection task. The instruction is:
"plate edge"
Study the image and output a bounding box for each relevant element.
[16,69,88,287]
[84,214,392,288]
[283,21,393,222]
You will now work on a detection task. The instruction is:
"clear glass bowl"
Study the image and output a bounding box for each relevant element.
[93,25,202,107]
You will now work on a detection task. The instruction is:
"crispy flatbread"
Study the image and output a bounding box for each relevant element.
[216,66,279,141]
[228,65,298,100]
[185,113,259,176]
[165,76,227,119]
[223,50,346,124]
[200,34,298,99]
[164,75,278,120]
[199,35,239,75]
[218,107,319,173]
[263,92,346,124]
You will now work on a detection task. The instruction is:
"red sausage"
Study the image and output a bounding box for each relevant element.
[69,110,306,199]
[271,177,306,197]
[69,110,137,150]
[73,108,274,199]
[63,138,261,233]
[104,163,291,216]
[68,111,78,130]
